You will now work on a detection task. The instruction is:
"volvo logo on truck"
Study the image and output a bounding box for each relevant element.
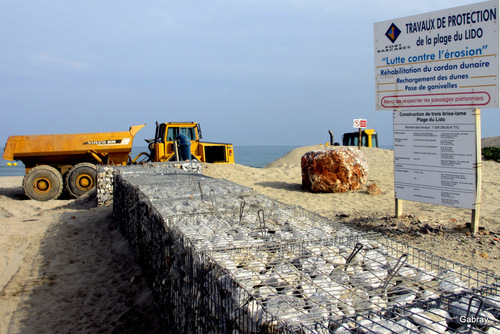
[83,139,123,145]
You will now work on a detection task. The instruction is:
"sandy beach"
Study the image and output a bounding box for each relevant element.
[1,145,499,332]
[0,178,160,333]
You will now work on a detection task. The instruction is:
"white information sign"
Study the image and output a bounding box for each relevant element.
[393,110,476,208]
[374,1,499,110]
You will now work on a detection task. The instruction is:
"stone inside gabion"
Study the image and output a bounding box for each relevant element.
[112,166,500,333]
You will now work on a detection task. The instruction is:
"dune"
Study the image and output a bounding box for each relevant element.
[0,144,498,332]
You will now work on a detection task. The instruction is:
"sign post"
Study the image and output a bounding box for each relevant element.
[353,119,367,149]
[374,1,499,233]
[472,108,482,233]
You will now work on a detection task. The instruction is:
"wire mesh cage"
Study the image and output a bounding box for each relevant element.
[202,236,499,333]
[150,191,294,217]
[159,206,373,252]
[112,166,500,334]
[115,160,203,175]
[324,283,500,333]
[120,171,253,200]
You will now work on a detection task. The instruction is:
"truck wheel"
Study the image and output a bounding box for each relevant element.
[23,165,64,201]
[66,163,97,198]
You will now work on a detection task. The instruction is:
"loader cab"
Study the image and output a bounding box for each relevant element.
[342,129,378,148]
[165,126,198,142]
[153,122,201,161]
[155,122,201,143]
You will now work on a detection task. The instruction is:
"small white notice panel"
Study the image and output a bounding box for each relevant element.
[393,110,476,208]
[353,119,367,128]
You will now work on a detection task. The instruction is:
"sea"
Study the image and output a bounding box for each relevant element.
[0,146,301,177]
[0,145,394,177]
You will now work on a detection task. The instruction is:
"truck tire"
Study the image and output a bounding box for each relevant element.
[66,162,97,198]
[23,165,64,201]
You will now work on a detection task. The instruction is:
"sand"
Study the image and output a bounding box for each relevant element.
[0,178,160,333]
[0,145,499,332]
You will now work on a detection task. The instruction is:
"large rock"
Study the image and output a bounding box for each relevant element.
[301,148,368,193]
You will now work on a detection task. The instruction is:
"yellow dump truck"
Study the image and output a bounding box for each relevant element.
[3,122,234,201]
[3,125,145,201]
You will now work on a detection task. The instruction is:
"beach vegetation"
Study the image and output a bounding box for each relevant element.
[482,146,500,162]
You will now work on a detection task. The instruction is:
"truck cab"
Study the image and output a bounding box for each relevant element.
[148,122,235,164]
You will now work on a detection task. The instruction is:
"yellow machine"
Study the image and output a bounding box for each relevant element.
[132,122,235,164]
[3,125,145,201]
[342,129,378,148]
[3,122,234,201]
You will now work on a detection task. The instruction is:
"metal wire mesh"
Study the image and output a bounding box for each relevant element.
[160,207,372,252]
[112,165,500,334]
[116,160,203,175]
[324,283,500,333]
[200,236,499,332]
[150,191,293,217]
[121,172,253,200]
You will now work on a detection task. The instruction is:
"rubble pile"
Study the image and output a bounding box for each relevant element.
[96,165,115,205]
[97,161,203,205]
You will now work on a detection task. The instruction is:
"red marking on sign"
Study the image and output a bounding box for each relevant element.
[353,119,367,128]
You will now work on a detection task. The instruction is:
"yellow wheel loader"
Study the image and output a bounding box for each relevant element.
[131,122,235,165]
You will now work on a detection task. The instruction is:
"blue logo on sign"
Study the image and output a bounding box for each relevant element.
[385,23,401,43]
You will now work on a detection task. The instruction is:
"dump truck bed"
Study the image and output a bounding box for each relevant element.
[3,125,145,167]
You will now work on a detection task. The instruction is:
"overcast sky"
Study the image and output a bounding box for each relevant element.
[1,0,497,148]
